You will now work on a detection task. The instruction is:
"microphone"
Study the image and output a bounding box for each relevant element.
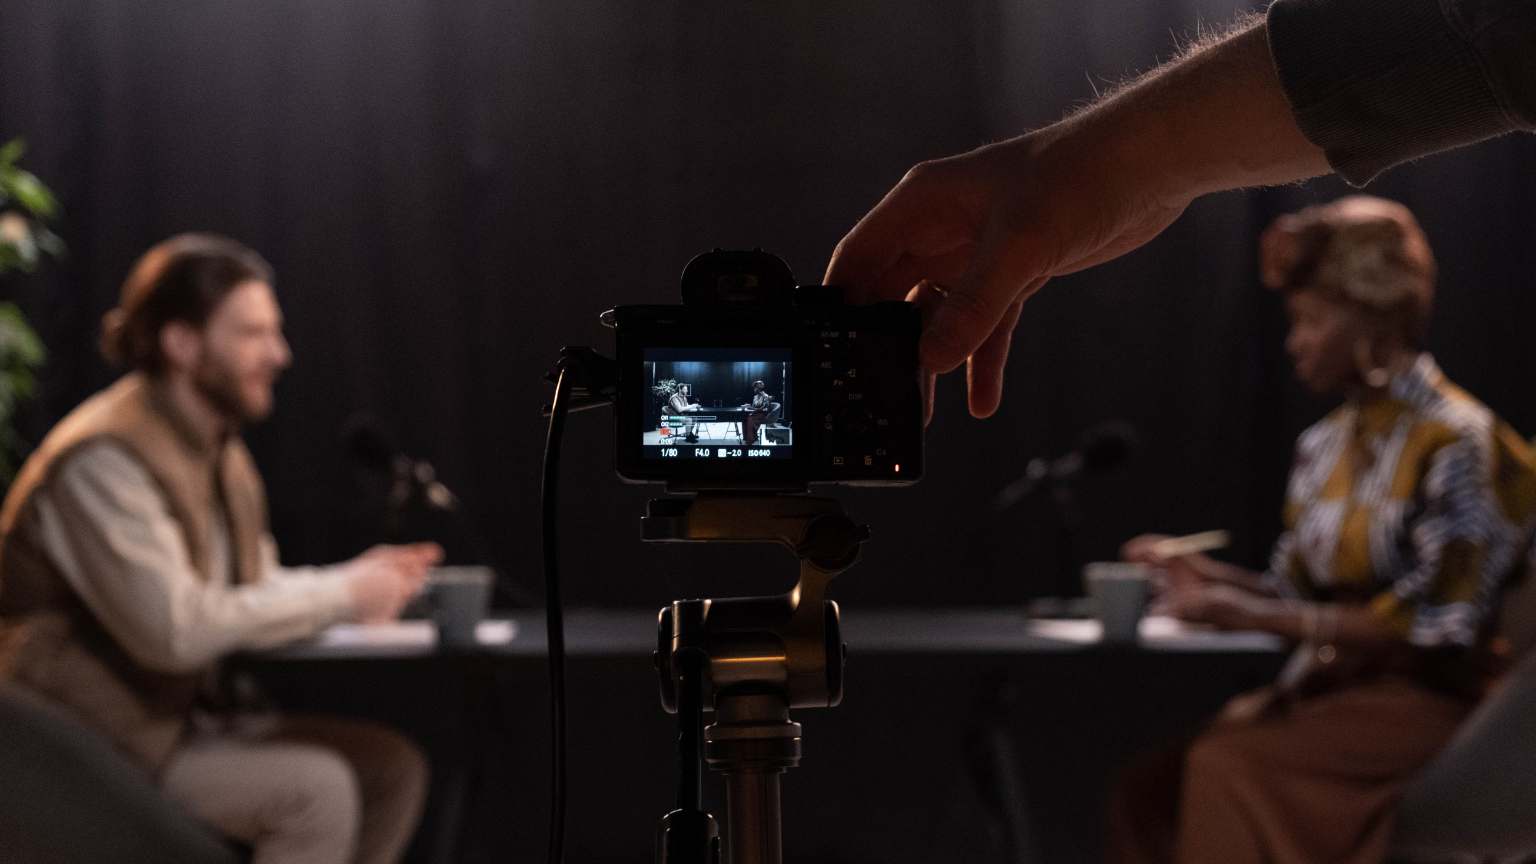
[341,415,460,512]
[993,421,1137,511]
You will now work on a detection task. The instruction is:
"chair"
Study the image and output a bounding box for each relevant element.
[0,684,241,864]
[1390,577,1536,862]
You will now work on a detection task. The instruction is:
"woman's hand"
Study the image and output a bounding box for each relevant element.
[1162,583,1271,631]
[1121,533,1219,593]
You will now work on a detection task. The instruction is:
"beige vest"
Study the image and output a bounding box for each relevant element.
[0,373,267,772]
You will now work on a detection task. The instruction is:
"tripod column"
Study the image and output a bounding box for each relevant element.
[724,772,782,864]
[705,692,801,864]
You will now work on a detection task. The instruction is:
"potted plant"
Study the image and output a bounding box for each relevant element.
[0,138,62,480]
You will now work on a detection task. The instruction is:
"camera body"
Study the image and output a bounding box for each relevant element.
[606,250,923,491]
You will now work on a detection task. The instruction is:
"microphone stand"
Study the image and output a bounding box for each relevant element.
[383,455,415,541]
[1047,479,1085,599]
[993,458,1087,599]
[377,452,539,607]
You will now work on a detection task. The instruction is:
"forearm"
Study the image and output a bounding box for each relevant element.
[1247,600,1405,649]
[43,446,357,674]
[168,540,358,662]
[1200,560,1274,597]
[62,559,354,675]
[67,537,355,672]
[1064,18,1329,208]
[151,578,354,669]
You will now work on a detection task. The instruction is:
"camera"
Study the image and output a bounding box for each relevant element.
[603,249,924,491]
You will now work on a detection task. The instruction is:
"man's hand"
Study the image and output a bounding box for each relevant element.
[341,542,444,623]
[826,127,1188,420]
[824,20,1326,421]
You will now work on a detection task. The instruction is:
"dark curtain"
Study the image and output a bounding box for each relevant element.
[3,0,1535,607]
[654,361,786,412]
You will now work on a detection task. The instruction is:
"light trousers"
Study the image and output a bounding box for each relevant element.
[161,716,428,864]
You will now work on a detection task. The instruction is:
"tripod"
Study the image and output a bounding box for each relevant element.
[646,493,868,864]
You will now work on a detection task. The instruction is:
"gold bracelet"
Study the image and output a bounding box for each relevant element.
[1299,602,1338,665]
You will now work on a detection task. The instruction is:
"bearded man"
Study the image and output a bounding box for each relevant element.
[0,233,440,864]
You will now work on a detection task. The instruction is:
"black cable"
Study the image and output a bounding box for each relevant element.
[542,366,572,864]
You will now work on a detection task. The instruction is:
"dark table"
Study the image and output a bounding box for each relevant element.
[250,608,1288,863]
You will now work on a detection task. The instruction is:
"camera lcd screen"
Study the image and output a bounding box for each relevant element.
[643,348,793,461]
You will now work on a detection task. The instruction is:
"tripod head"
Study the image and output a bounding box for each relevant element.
[647,493,866,712]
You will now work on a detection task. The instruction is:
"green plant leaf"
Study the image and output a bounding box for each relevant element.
[0,242,23,274]
[0,303,46,368]
[4,171,58,220]
[0,227,39,273]
[0,139,23,169]
[34,227,66,258]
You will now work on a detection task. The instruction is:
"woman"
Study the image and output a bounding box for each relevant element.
[1108,196,1536,864]
[740,379,781,445]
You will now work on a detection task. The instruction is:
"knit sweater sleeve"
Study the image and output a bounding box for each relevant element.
[1266,0,1536,185]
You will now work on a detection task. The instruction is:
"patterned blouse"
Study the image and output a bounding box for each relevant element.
[1265,354,1536,649]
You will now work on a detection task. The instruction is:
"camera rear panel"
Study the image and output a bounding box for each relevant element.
[611,301,923,490]
[806,312,922,484]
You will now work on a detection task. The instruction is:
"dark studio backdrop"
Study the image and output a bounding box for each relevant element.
[649,357,790,417]
[7,3,1536,861]
[4,0,1536,608]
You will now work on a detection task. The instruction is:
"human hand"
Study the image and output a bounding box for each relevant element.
[341,542,444,623]
[1161,583,1269,631]
[1121,533,1217,594]
[825,21,1327,423]
[1120,533,1173,564]
[825,123,1189,421]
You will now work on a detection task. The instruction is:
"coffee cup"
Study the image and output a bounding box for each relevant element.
[427,567,493,649]
[1085,562,1152,644]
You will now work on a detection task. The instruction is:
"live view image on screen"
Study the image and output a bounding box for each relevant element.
[643,348,792,461]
